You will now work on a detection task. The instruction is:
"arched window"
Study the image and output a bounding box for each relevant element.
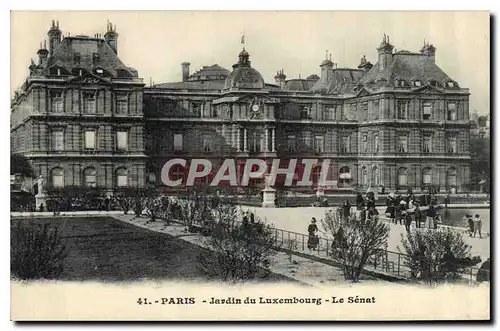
[339,166,351,188]
[361,166,368,187]
[397,167,408,187]
[422,168,432,186]
[83,167,97,188]
[372,166,379,186]
[116,168,128,187]
[447,168,457,187]
[51,168,64,188]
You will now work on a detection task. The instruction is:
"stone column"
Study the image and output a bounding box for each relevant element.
[264,126,269,152]
[243,128,248,152]
[271,128,276,152]
[237,127,241,152]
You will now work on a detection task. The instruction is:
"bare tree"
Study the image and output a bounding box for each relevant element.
[400,228,481,285]
[321,209,390,282]
[199,203,278,282]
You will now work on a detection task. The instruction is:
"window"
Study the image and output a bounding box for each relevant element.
[249,130,261,153]
[397,100,408,119]
[299,105,310,119]
[83,167,97,187]
[447,168,457,187]
[267,128,273,152]
[52,130,64,151]
[92,53,100,65]
[447,135,457,153]
[374,133,379,153]
[211,107,218,118]
[116,168,128,187]
[341,135,350,153]
[173,133,183,151]
[311,166,322,184]
[373,100,380,120]
[447,81,455,88]
[422,168,432,186]
[314,136,324,153]
[116,95,128,114]
[287,135,297,152]
[148,172,157,184]
[116,131,128,150]
[339,166,351,187]
[202,135,212,152]
[96,68,104,75]
[372,166,379,186]
[326,107,335,120]
[397,167,408,187]
[192,102,202,116]
[362,134,368,153]
[414,80,422,87]
[239,129,245,151]
[429,80,439,87]
[302,131,312,147]
[85,130,96,150]
[398,135,408,153]
[51,168,64,188]
[362,102,368,110]
[51,91,63,113]
[423,135,432,153]
[83,92,96,113]
[422,102,432,120]
[447,102,457,120]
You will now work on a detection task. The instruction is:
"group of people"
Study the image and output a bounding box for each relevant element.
[465,213,483,239]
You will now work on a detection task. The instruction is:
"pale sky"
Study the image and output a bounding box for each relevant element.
[11,11,490,114]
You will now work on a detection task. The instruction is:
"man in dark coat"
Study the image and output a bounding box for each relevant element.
[414,203,422,228]
[476,258,490,283]
[342,200,351,220]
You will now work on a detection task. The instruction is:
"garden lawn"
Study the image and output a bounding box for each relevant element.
[11,216,294,283]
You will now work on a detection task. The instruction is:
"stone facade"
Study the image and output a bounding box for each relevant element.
[10,22,471,194]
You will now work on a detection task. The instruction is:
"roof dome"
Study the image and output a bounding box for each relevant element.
[224,47,265,90]
[224,66,265,90]
[239,48,249,57]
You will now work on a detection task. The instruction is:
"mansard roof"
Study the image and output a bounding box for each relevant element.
[359,52,452,86]
[43,36,138,78]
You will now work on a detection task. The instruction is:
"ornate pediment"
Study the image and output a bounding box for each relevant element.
[69,73,111,85]
[413,84,443,94]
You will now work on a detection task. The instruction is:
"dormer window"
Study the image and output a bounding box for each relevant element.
[429,80,439,87]
[96,68,104,75]
[414,80,422,87]
[92,53,100,65]
[73,53,81,66]
[446,81,456,88]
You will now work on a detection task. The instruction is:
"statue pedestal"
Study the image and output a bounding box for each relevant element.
[35,193,47,211]
[262,187,276,208]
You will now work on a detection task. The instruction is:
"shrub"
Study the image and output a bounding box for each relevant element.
[198,204,278,282]
[11,220,68,280]
[400,228,481,284]
[321,210,390,282]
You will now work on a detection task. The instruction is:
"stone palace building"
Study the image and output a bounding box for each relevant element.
[10,21,471,195]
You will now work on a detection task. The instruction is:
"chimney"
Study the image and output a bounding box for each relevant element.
[37,41,49,66]
[274,69,287,89]
[181,62,190,82]
[104,21,119,54]
[319,50,334,83]
[420,41,436,63]
[377,34,394,72]
[47,20,62,56]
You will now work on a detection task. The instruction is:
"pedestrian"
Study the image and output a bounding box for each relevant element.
[414,203,422,228]
[466,214,474,237]
[473,214,482,238]
[307,218,319,250]
[426,203,436,229]
[404,212,412,232]
[476,258,490,283]
[342,200,351,220]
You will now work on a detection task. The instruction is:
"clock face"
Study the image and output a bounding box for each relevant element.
[251,104,260,112]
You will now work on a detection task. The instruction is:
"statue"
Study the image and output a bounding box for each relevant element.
[37,175,46,195]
